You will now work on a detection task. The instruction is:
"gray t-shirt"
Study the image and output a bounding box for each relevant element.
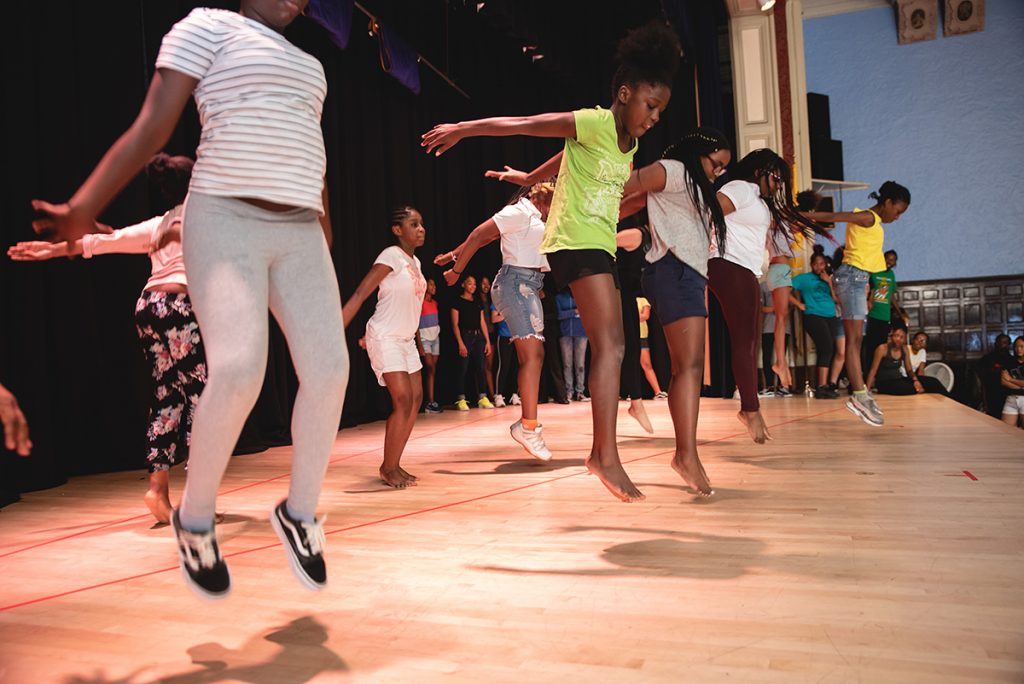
[645,159,711,278]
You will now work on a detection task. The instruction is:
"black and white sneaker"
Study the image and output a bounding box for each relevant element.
[171,508,230,600]
[271,500,327,591]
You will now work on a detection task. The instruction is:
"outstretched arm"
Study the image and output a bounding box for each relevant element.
[32,69,198,242]
[622,161,668,196]
[9,217,156,261]
[803,210,874,227]
[435,218,500,286]
[422,113,576,157]
[342,264,392,327]
[485,151,564,187]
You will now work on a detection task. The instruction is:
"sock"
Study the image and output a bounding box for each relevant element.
[522,418,538,431]
[853,388,867,396]
[286,501,315,524]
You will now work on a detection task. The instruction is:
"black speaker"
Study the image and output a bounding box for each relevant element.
[810,136,844,181]
[807,92,832,140]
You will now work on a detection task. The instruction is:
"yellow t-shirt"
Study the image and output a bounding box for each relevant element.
[843,208,886,273]
[540,107,637,257]
[637,297,650,339]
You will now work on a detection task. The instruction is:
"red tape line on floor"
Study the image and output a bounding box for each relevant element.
[0,407,845,613]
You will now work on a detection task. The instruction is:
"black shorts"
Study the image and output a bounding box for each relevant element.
[546,249,620,291]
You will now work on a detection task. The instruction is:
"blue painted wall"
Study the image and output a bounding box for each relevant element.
[803,1,1024,281]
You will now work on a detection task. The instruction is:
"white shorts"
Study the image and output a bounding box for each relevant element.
[1002,394,1024,416]
[366,336,422,386]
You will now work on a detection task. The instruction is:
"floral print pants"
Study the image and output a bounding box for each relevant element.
[135,291,207,472]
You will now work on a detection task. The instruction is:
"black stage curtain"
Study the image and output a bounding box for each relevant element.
[1,0,730,495]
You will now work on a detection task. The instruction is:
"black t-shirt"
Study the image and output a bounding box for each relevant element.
[1008,358,1024,395]
[453,296,483,336]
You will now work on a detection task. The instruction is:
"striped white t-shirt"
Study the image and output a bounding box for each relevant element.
[156,8,327,213]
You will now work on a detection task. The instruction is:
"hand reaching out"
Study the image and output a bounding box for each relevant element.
[484,165,530,186]
[30,200,98,244]
[421,123,465,157]
[8,241,69,261]
[0,383,31,456]
[443,268,460,287]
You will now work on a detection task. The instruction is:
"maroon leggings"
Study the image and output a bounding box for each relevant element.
[708,258,760,412]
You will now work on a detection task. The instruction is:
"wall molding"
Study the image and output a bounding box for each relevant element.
[803,0,891,18]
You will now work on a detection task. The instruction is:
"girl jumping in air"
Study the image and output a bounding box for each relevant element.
[705,149,830,444]
[343,207,428,488]
[618,127,731,496]
[423,22,681,502]
[804,181,911,427]
[31,0,348,598]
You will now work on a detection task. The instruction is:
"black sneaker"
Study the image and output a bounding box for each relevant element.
[171,508,230,600]
[271,500,327,591]
[815,384,838,399]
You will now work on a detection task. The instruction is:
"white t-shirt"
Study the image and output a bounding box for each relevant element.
[365,246,427,340]
[156,9,328,213]
[645,160,711,278]
[710,180,771,277]
[909,347,927,374]
[492,198,550,270]
[82,206,187,290]
[767,229,794,258]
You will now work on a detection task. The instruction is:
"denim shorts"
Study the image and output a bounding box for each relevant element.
[767,262,792,290]
[641,252,708,324]
[834,263,871,321]
[829,316,846,339]
[419,333,440,356]
[491,265,545,340]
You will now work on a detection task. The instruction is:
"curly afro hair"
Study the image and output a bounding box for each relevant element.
[611,21,681,96]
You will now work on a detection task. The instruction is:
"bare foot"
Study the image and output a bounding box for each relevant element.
[398,466,418,482]
[737,410,769,444]
[585,454,646,502]
[627,400,654,434]
[772,363,793,391]
[380,466,415,488]
[671,452,713,497]
[143,490,172,524]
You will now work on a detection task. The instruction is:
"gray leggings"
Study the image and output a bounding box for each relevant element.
[178,193,349,530]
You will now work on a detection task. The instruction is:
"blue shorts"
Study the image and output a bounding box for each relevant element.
[767,262,793,290]
[834,263,871,321]
[491,265,545,340]
[641,252,708,324]
[830,316,845,339]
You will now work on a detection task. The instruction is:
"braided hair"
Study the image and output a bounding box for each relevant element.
[661,127,730,254]
[730,149,833,243]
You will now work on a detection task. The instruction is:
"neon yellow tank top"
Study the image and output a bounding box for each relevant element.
[843,208,885,273]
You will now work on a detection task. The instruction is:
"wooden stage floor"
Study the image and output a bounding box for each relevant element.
[1,394,1022,683]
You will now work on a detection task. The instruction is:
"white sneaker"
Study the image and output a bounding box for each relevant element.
[509,393,522,406]
[510,420,552,461]
[494,394,506,408]
[653,391,668,400]
[757,388,776,398]
[864,392,884,415]
[846,393,883,426]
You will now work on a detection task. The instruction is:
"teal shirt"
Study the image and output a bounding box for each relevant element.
[792,272,836,318]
